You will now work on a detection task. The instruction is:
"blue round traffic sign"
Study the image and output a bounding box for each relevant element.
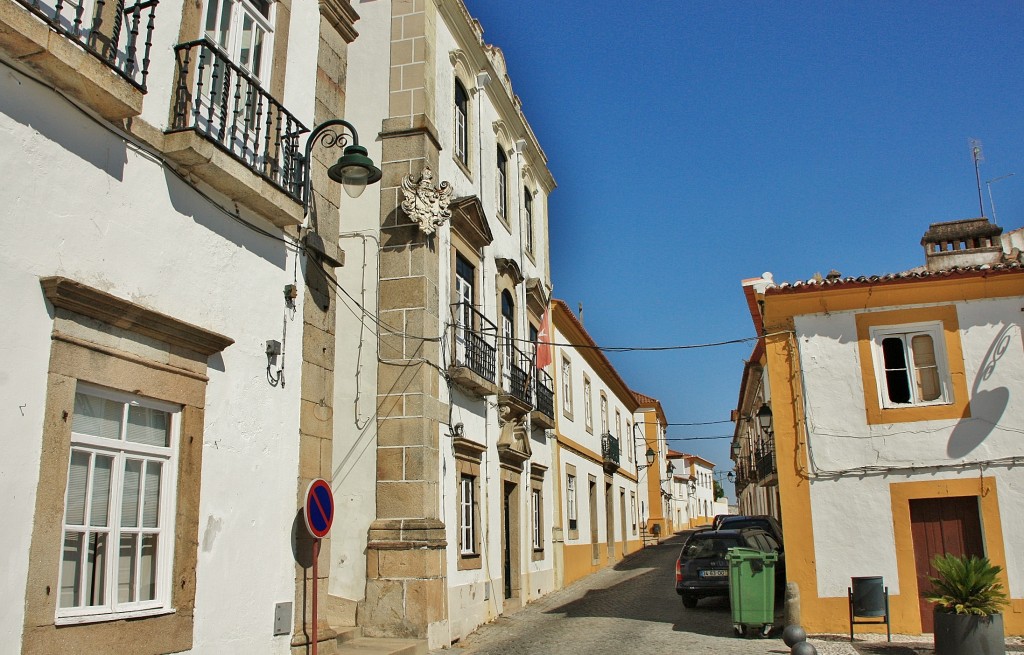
[304,479,334,539]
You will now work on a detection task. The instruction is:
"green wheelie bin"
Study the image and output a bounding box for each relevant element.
[727,547,777,637]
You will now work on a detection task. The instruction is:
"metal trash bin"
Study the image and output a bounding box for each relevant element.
[848,576,891,642]
[727,547,777,638]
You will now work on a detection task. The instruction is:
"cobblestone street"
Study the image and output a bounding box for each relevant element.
[431,532,1024,655]
[432,533,791,655]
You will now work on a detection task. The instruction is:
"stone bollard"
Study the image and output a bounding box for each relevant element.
[784,581,801,627]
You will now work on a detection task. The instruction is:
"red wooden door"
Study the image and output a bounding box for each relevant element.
[909,496,984,632]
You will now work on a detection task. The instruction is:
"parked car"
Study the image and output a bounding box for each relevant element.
[675,527,785,608]
[716,515,784,546]
[711,514,731,530]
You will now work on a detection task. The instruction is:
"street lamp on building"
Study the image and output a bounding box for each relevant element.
[636,447,656,470]
[301,119,382,213]
[756,403,773,435]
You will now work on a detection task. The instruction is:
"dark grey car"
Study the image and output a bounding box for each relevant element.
[674,527,784,608]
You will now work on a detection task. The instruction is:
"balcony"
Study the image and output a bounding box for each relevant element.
[601,433,620,473]
[531,367,555,430]
[1,0,157,119]
[164,38,306,228]
[754,447,777,486]
[499,337,533,416]
[448,302,501,397]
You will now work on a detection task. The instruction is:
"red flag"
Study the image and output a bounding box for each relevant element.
[535,308,552,369]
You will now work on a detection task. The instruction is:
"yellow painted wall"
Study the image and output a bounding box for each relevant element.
[764,280,1024,636]
[562,539,647,587]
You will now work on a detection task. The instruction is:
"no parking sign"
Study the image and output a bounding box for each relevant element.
[304,478,334,539]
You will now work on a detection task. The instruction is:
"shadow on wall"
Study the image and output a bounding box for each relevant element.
[947,323,1015,458]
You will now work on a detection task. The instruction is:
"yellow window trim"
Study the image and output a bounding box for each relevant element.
[855,306,969,425]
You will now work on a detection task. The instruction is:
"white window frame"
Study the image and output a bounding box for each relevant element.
[460,475,476,555]
[203,0,274,82]
[561,356,573,417]
[630,492,637,534]
[600,393,608,434]
[532,489,542,551]
[583,377,593,431]
[870,322,951,409]
[566,473,577,530]
[454,80,469,166]
[496,147,508,218]
[57,384,179,624]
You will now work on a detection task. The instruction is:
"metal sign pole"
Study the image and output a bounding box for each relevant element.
[312,537,320,655]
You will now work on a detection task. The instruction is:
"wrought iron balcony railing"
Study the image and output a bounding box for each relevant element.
[500,338,532,406]
[755,447,777,480]
[601,433,620,470]
[15,0,158,90]
[450,302,497,384]
[170,39,307,201]
[533,367,554,419]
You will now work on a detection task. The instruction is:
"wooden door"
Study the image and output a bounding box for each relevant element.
[909,496,984,632]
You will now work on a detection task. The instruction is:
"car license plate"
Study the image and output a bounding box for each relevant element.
[699,569,727,578]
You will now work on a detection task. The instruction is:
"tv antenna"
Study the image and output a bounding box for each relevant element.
[985,173,1015,226]
[970,139,985,217]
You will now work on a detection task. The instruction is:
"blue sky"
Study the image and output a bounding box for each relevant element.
[463,1,1024,492]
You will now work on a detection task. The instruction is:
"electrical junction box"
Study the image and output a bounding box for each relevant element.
[274,602,292,636]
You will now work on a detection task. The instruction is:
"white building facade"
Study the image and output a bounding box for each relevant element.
[752,218,1024,635]
[342,0,558,647]
[1,0,372,651]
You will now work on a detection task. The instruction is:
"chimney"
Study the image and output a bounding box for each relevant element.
[920,217,1003,271]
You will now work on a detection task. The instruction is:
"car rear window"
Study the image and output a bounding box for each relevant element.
[681,536,741,558]
[720,519,765,531]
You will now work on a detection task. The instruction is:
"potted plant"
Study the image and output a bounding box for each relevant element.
[926,553,1008,655]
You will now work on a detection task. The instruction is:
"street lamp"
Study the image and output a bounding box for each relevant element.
[756,403,773,434]
[301,118,382,214]
[636,447,656,470]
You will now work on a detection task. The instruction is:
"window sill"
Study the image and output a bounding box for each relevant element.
[453,155,473,182]
[55,606,174,626]
[457,552,482,571]
[0,0,144,120]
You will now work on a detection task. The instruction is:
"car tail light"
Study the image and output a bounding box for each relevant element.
[675,559,682,583]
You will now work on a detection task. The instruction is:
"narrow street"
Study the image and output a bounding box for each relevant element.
[433,532,789,655]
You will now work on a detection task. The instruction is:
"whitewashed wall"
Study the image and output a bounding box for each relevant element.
[794,299,1024,599]
[0,51,307,653]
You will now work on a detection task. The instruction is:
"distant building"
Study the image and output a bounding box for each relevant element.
[550,300,642,584]
[634,391,671,539]
[738,216,1024,636]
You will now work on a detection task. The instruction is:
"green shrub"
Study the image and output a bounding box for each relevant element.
[925,553,1008,616]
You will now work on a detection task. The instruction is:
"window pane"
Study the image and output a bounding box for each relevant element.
[90,455,113,527]
[127,405,170,447]
[118,534,138,603]
[73,393,123,441]
[143,462,162,528]
[239,14,254,69]
[140,535,158,601]
[60,532,83,608]
[65,451,90,526]
[86,533,108,606]
[912,335,942,401]
[121,459,142,528]
[881,337,911,403]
